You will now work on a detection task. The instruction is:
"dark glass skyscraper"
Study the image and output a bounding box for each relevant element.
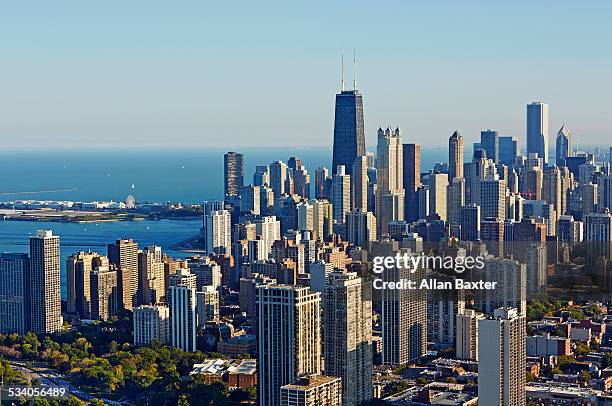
[224,151,244,197]
[332,90,365,175]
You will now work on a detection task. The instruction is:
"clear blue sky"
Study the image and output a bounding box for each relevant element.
[1,1,611,150]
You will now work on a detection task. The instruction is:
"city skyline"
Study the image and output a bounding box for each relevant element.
[2,2,612,149]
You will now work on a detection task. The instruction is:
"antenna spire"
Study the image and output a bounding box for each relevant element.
[341,51,345,91]
[353,48,357,90]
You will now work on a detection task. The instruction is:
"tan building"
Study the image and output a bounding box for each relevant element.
[280,375,342,406]
[324,271,372,405]
[257,285,321,406]
[138,245,165,305]
[90,266,118,321]
[108,239,139,310]
[448,130,464,181]
[456,309,485,361]
[29,230,62,334]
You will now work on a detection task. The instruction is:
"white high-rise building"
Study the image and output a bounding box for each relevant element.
[376,127,405,235]
[203,209,232,254]
[381,247,427,365]
[133,304,170,346]
[480,173,506,221]
[478,307,526,406]
[297,201,314,232]
[428,173,449,221]
[168,269,197,352]
[346,209,376,247]
[29,230,62,334]
[456,309,485,361]
[351,155,368,211]
[138,245,165,305]
[324,271,373,405]
[256,215,281,257]
[527,102,549,164]
[476,258,526,316]
[280,375,342,406]
[332,165,351,223]
[196,285,219,327]
[257,285,321,406]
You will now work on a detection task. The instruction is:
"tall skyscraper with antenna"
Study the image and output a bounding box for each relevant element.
[332,50,365,176]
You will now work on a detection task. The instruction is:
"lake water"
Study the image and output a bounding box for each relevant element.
[0,147,450,203]
[0,218,203,298]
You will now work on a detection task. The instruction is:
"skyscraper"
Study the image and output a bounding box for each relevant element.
[324,271,373,405]
[381,246,427,365]
[331,165,351,223]
[168,269,197,352]
[203,209,232,254]
[257,285,321,406]
[498,136,519,166]
[0,253,28,334]
[480,173,506,221]
[376,127,404,236]
[224,151,244,197]
[585,210,612,266]
[29,230,62,334]
[527,102,549,163]
[456,309,485,361]
[446,177,465,227]
[556,124,572,166]
[478,307,526,406]
[133,304,170,346]
[403,143,421,222]
[476,258,527,316]
[480,129,499,163]
[108,239,139,311]
[138,245,165,305]
[460,204,480,241]
[269,161,288,198]
[332,75,365,176]
[428,173,449,221]
[448,131,464,180]
[346,209,376,247]
[89,265,118,321]
[351,155,368,211]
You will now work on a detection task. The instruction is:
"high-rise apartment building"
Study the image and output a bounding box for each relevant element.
[381,247,427,365]
[133,304,170,346]
[89,265,118,321]
[376,127,404,235]
[351,155,368,211]
[224,151,244,197]
[447,177,465,227]
[203,209,232,254]
[585,210,612,266]
[428,173,448,221]
[324,271,373,405]
[331,165,351,223]
[168,269,197,352]
[196,285,219,327]
[269,161,288,198]
[138,245,165,305]
[346,209,376,247]
[478,307,526,406]
[0,253,28,334]
[527,102,549,163]
[280,375,342,406]
[29,230,62,334]
[257,285,321,406]
[108,239,139,311]
[480,173,506,221]
[456,308,485,361]
[476,258,526,316]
